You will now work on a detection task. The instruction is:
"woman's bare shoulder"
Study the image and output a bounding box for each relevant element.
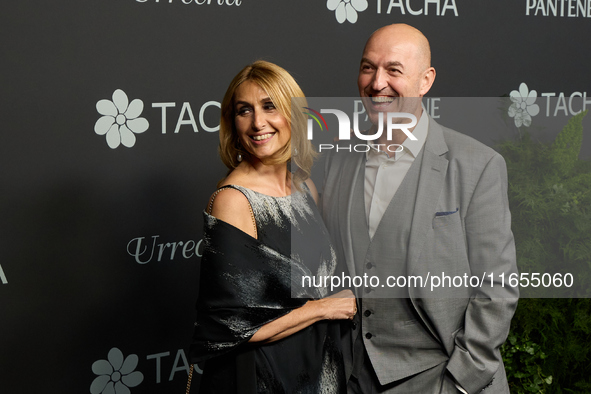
[208,187,256,238]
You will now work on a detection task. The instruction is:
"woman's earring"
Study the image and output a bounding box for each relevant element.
[293,148,298,156]
[237,152,243,162]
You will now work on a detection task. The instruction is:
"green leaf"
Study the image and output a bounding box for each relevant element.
[549,110,587,176]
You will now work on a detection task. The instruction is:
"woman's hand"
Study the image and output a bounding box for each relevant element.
[311,290,357,321]
[249,290,357,343]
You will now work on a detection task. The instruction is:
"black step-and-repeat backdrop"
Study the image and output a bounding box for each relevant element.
[2,1,590,392]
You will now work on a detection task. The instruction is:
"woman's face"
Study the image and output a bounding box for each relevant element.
[233,80,290,163]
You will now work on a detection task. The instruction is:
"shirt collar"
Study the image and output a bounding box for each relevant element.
[365,107,429,160]
[403,107,429,158]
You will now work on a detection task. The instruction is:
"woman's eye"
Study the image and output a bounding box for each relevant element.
[262,100,276,110]
[236,107,251,116]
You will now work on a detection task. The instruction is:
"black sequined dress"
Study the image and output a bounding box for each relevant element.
[190,185,346,394]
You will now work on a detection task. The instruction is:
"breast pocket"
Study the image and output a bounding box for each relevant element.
[429,210,469,274]
[432,209,460,229]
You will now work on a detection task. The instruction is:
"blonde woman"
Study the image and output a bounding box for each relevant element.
[189,61,355,393]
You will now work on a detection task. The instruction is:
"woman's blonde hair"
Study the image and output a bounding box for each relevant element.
[218,60,316,187]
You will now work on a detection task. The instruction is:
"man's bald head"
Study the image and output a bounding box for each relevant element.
[363,24,432,72]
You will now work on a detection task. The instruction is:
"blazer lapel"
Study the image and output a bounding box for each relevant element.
[407,119,449,275]
[407,119,449,339]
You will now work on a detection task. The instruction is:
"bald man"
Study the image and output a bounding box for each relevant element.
[321,24,518,393]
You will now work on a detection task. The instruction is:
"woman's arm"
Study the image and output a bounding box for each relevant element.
[249,290,356,343]
[209,188,357,343]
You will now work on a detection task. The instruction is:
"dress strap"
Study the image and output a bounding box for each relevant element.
[207,185,257,239]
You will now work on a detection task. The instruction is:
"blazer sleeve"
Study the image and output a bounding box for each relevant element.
[446,153,519,393]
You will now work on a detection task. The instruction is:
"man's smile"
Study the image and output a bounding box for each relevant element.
[370,95,395,104]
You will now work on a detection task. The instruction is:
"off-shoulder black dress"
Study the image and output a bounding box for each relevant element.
[189,185,346,394]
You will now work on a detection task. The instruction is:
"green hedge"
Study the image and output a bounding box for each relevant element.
[497,111,591,393]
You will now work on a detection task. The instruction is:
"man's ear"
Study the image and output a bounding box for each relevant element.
[419,67,436,96]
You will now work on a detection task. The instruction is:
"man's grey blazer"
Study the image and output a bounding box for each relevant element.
[321,116,519,394]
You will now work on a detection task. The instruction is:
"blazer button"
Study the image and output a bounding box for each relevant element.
[365,333,373,339]
[364,310,372,317]
[351,321,357,330]
[364,288,372,294]
[366,262,373,269]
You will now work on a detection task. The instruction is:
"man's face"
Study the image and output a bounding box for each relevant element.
[357,31,428,127]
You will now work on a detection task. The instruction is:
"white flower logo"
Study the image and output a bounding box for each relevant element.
[508,83,540,127]
[95,89,149,149]
[90,347,144,394]
[327,0,368,24]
